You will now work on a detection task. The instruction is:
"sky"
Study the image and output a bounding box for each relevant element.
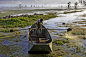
[0,0,79,4]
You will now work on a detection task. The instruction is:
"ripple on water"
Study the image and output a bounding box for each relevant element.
[0,54,8,57]
[1,40,17,46]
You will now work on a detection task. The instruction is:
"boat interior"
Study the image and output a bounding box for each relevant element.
[29,29,51,43]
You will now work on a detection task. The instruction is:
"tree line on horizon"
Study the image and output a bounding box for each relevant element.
[18,2,79,10]
[68,2,78,10]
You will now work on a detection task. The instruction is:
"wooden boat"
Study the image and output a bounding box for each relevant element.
[28,24,52,53]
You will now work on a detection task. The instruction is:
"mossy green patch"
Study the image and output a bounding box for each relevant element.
[63,40,69,43]
[55,40,64,45]
[0,15,57,28]
[54,40,69,45]
[0,35,6,38]
[47,54,56,57]
[76,47,81,53]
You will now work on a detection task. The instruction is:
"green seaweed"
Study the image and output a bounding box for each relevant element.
[0,15,57,28]
[76,47,81,53]
[47,54,55,57]
[55,40,64,45]
[54,40,69,45]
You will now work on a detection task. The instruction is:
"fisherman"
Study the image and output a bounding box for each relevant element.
[35,19,43,34]
[35,19,43,29]
[35,19,43,43]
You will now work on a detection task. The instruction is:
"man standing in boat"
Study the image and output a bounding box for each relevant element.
[35,19,43,29]
[35,19,43,34]
[35,19,43,43]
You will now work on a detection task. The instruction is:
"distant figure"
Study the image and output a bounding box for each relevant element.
[35,19,43,34]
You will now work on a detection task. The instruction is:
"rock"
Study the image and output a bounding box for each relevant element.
[34,13,43,15]
[0,17,1,19]
[3,17,6,19]
[62,23,65,25]
[10,29,14,32]
[67,28,72,32]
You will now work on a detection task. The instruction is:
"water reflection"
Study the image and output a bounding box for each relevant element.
[0,34,29,57]
[0,54,8,57]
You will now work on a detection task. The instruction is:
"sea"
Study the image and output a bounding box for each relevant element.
[0,4,82,11]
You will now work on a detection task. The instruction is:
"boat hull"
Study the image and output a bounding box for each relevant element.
[28,24,52,53]
[28,41,52,53]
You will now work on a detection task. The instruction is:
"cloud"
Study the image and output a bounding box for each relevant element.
[16,1,22,4]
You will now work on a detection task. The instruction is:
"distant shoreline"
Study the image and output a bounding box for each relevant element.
[0,6,85,17]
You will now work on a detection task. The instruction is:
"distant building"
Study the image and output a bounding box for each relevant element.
[79,0,86,5]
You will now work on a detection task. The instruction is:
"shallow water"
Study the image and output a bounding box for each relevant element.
[0,7,86,57]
